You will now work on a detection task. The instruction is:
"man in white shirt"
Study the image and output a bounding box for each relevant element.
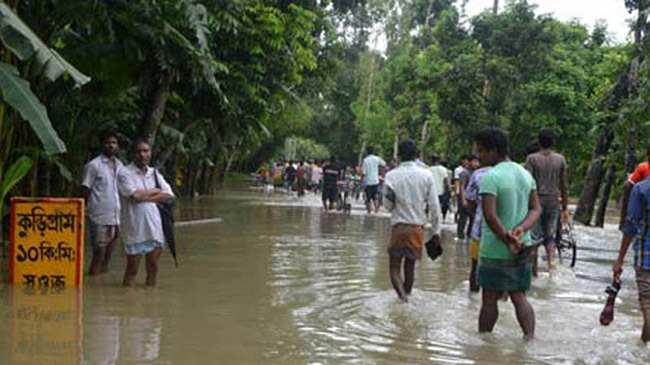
[428,154,451,221]
[453,155,469,223]
[117,141,174,286]
[311,161,323,194]
[81,130,123,276]
[361,146,386,214]
[384,140,442,302]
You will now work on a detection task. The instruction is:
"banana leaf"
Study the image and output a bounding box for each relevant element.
[0,61,66,154]
[0,2,90,86]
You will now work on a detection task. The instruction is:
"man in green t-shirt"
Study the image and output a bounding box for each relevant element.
[475,128,541,340]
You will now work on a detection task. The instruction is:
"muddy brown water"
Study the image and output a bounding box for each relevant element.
[1,188,649,364]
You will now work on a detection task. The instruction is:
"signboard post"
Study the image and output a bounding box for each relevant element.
[9,197,85,287]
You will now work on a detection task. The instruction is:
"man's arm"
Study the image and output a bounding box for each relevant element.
[465,176,478,215]
[118,170,166,203]
[560,159,569,222]
[482,194,511,245]
[467,200,477,216]
[428,180,442,236]
[149,171,175,203]
[459,174,468,209]
[511,189,542,238]
[79,162,96,201]
[384,185,395,212]
[614,185,644,278]
[131,189,163,203]
[482,194,520,254]
[613,234,634,280]
[79,186,91,200]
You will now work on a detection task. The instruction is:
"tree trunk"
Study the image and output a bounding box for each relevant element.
[392,131,399,163]
[595,165,615,228]
[574,129,614,225]
[217,142,241,186]
[206,164,217,195]
[183,155,196,197]
[139,74,170,147]
[493,0,499,14]
[446,124,455,162]
[420,119,429,160]
[357,140,367,167]
[625,122,637,176]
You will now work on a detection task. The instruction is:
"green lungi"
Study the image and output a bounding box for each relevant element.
[477,257,532,292]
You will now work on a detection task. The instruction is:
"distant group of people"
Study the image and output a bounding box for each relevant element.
[256,150,392,215]
[81,131,174,286]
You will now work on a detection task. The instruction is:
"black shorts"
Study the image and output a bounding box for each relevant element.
[365,184,379,202]
[322,187,338,201]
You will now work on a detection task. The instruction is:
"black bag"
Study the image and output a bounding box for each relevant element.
[154,169,178,267]
[425,235,443,261]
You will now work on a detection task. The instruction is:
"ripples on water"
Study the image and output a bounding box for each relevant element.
[0,189,649,364]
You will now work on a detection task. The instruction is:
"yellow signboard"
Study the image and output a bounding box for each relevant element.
[9,197,84,287]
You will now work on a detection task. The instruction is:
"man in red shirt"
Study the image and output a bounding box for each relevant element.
[621,143,650,228]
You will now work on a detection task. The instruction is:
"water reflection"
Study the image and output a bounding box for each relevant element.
[85,288,163,364]
[8,287,82,365]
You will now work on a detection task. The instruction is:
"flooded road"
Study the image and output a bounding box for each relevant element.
[1,188,649,364]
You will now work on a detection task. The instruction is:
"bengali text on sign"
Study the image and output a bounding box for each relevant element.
[9,198,84,288]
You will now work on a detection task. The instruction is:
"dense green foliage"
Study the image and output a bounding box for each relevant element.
[0,0,648,231]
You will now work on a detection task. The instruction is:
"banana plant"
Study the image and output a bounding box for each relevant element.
[0,155,31,250]
[0,1,89,243]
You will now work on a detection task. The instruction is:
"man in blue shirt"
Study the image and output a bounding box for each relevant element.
[614,178,650,343]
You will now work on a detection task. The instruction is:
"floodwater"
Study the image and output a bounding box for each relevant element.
[1,187,650,364]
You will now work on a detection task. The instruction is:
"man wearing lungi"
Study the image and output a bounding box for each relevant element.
[384,140,442,303]
[475,128,541,340]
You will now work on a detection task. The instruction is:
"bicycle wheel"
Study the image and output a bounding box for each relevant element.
[556,237,577,268]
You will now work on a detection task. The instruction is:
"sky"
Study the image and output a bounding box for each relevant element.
[463,0,633,43]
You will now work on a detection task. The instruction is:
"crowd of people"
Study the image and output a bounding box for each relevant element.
[252,126,650,343]
[83,124,650,343]
[381,128,650,343]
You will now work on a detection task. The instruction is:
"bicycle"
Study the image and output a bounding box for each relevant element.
[555,220,577,268]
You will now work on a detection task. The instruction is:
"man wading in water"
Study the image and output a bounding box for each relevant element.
[81,130,123,275]
[118,141,175,286]
[361,146,386,214]
[525,129,568,275]
[475,128,541,340]
[384,140,442,302]
[614,174,650,343]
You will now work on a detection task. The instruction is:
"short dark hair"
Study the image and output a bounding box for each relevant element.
[475,128,509,157]
[460,154,469,161]
[398,140,417,161]
[468,154,478,161]
[538,129,555,148]
[131,139,150,153]
[367,146,375,155]
[526,141,541,156]
[99,129,119,143]
[430,154,440,165]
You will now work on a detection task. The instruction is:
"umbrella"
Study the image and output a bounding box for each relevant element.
[154,168,178,267]
[600,278,621,326]
[157,202,178,267]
